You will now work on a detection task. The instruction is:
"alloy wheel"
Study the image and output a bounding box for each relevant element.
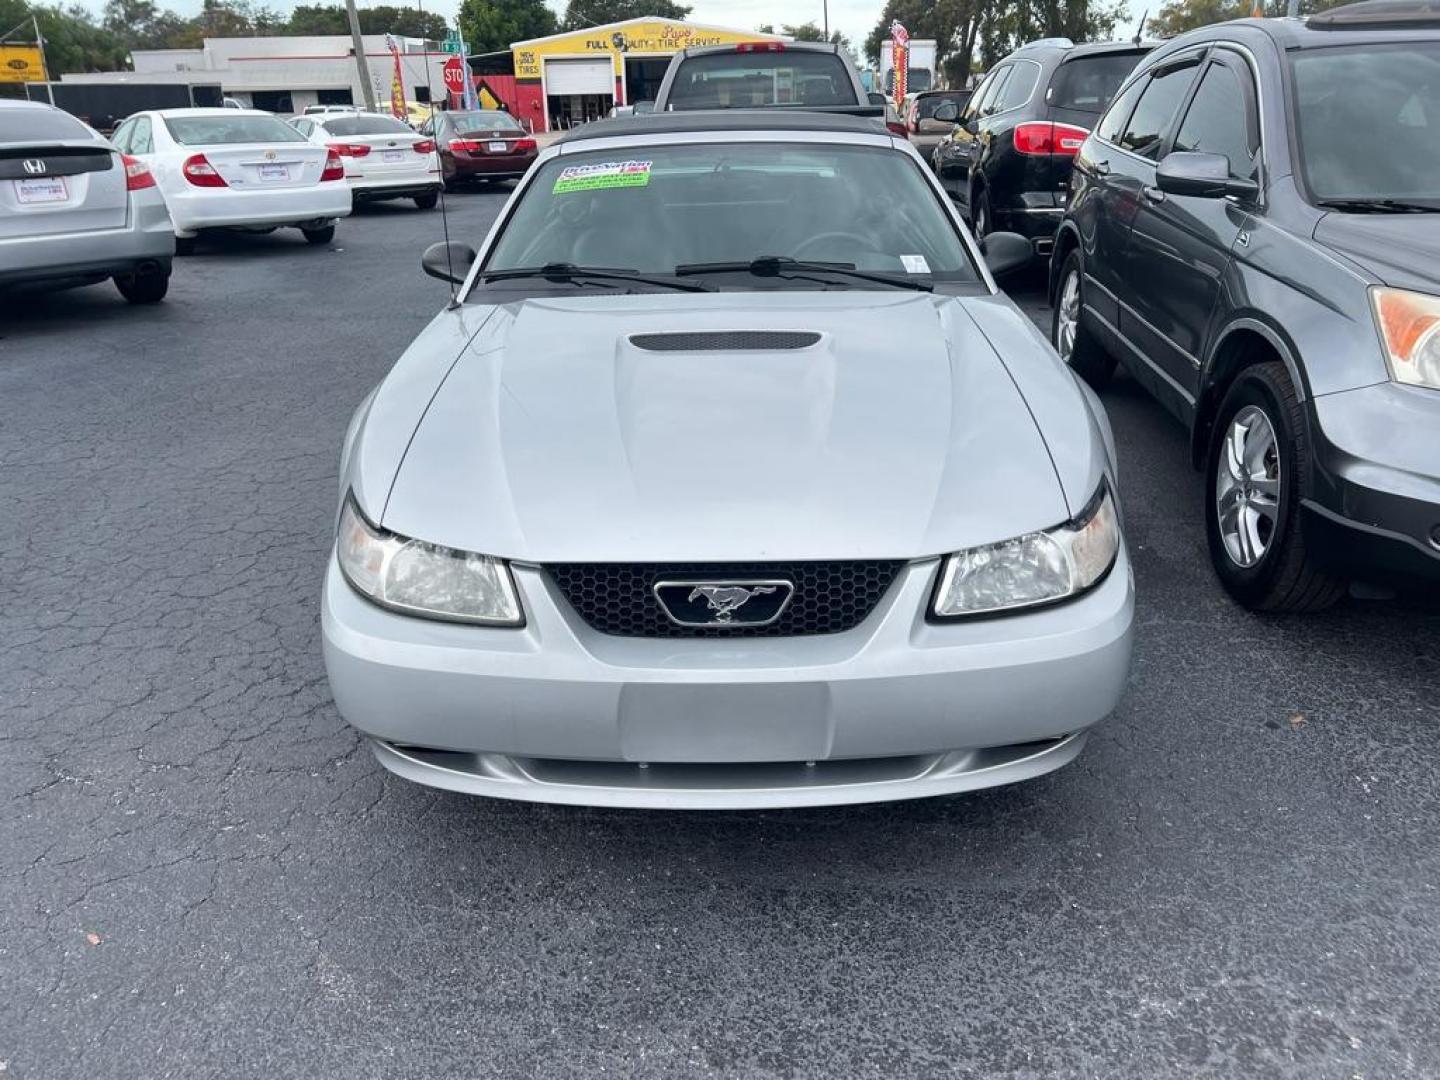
[1214,405,1281,568]
[1056,269,1080,363]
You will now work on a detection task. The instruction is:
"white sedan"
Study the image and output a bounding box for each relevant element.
[109,108,351,253]
[289,113,440,209]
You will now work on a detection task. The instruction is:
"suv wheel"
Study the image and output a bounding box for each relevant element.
[1204,362,1345,612]
[1051,251,1116,389]
[972,188,992,237]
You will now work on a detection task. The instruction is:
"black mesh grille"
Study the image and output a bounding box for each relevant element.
[547,561,905,638]
[629,331,821,352]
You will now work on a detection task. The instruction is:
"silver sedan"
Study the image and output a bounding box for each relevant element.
[322,111,1135,809]
[0,99,174,303]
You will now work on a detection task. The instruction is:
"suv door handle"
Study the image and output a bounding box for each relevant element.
[1142,185,1166,203]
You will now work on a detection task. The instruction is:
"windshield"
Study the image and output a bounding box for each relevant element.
[1048,52,1147,114]
[451,110,521,133]
[322,115,415,136]
[1293,43,1440,203]
[666,51,856,109]
[165,114,308,145]
[481,141,978,288]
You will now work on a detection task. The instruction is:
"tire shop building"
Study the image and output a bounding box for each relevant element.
[507,18,782,132]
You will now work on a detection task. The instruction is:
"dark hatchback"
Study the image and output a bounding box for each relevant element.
[934,38,1153,257]
[1050,0,1440,609]
[420,109,537,188]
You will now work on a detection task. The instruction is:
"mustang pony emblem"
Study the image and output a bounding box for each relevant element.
[688,584,777,623]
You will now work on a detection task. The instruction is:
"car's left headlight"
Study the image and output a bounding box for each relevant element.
[931,484,1120,618]
[335,494,523,625]
[1372,287,1440,390]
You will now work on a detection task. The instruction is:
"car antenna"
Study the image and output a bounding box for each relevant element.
[1133,9,1148,45]
[417,12,459,309]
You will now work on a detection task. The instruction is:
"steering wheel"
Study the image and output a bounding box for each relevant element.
[791,231,873,261]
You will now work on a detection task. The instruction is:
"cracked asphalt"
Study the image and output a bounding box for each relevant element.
[3,189,1439,1080]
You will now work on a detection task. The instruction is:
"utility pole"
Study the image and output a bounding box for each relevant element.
[344,0,378,111]
[823,0,829,38]
[34,15,54,105]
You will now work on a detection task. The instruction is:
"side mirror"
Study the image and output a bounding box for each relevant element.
[421,241,477,285]
[867,92,887,106]
[980,231,1032,278]
[932,102,958,123]
[1155,151,1260,200]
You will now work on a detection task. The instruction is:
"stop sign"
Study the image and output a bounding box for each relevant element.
[442,57,466,96]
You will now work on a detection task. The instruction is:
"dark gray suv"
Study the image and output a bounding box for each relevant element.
[1050,0,1440,610]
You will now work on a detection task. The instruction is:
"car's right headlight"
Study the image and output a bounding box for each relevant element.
[931,483,1120,618]
[335,494,523,625]
[1372,287,1440,390]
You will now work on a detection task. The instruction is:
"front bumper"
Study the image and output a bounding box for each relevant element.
[322,548,1135,808]
[0,193,174,287]
[165,184,352,233]
[1307,383,1440,587]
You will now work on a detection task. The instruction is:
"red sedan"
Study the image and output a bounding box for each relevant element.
[424,109,538,189]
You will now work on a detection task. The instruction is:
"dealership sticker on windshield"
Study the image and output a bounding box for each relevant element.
[553,160,652,194]
[900,254,931,274]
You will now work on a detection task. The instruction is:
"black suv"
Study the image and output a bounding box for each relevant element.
[934,38,1152,258]
[1050,0,1440,610]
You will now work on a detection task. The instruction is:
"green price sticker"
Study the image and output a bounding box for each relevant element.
[553,160,652,194]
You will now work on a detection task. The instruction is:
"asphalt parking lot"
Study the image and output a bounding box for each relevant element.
[3,190,1439,1079]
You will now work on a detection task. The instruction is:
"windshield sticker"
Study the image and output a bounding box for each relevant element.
[900,254,931,274]
[553,160,652,194]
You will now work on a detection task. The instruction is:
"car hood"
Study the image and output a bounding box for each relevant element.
[377,292,1074,562]
[1313,213,1440,293]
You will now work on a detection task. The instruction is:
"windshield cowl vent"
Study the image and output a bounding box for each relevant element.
[629,331,822,352]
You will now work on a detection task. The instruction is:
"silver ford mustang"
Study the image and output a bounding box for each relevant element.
[321,112,1135,809]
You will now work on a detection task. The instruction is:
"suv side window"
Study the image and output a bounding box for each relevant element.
[1118,58,1201,159]
[1172,58,1258,180]
[994,60,1041,112]
[975,65,1013,117]
[1096,77,1146,145]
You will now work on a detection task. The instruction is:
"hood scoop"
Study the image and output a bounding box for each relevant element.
[629,331,822,352]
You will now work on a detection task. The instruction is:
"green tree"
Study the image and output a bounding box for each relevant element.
[458,0,556,52]
[865,0,985,82]
[1148,0,1344,35]
[101,0,198,50]
[866,0,1123,85]
[192,0,282,37]
[561,0,690,30]
[976,0,1126,67]
[0,0,130,73]
[285,4,448,39]
[758,21,853,53]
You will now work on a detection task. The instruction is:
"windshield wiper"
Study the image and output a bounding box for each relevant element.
[477,263,713,292]
[1316,198,1440,214]
[674,256,934,292]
